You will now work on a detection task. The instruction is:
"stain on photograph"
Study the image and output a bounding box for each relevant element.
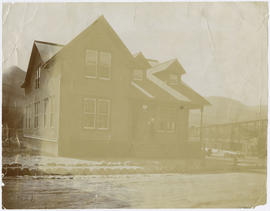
[2,1,268,209]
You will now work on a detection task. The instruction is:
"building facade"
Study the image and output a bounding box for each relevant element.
[21,16,209,159]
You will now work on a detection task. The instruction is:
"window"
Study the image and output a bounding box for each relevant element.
[35,66,41,89]
[25,104,31,129]
[50,96,55,128]
[34,101,40,128]
[83,98,96,129]
[99,52,111,79]
[85,50,112,79]
[43,98,49,128]
[157,107,176,132]
[168,74,178,85]
[96,99,110,129]
[24,106,27,129]
[83,98,110,130]
[133,69,143,80]
[85,49,98,77]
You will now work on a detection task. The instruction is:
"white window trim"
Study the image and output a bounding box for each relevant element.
[34,101,40,129]
[84,50,112,80]
[43,97,49,128]
[133,69,143,81]
[50,96,55,128]
[85,49,98,78]
[83,98,96,129]
[97,99,110,130]
[98,52,111,80]
[83,98,110,130]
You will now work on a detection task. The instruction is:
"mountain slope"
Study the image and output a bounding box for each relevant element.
[189,96,267,127]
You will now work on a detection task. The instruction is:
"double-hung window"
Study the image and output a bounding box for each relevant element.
[43,98,49,128]
[96,99,110,129]
[85,50,98,77]
[99,52,111,79]
[157,106,176,132]
[34,101,40,128]
[83,98,96,129]
[133,69,143,80]
[50,96,55,128]
[35,66,41,89]
[85,50,111,79]
[83,98,110,130]
[168,74,178,85]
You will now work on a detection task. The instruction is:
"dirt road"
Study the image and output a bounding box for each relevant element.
[2,172,266,208]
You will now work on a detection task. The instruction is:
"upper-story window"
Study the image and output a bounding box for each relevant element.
[99,52,111,79]
[85,50,111,79]
[133,69,143,80]
[168,74,178,85]
[35,66,41,89]
[85,50,98,77]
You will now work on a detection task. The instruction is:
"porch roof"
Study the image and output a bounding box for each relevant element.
[130,78,191,104]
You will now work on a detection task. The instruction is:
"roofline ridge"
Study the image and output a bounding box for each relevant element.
[34,40,65,47]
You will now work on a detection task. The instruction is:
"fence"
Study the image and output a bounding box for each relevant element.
[189,119,267,156]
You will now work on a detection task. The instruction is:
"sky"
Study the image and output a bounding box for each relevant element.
[2,2,268,106]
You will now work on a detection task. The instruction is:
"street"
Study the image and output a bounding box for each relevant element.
[2,172,266,208]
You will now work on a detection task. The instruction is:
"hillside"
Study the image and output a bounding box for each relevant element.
[189,96,268,127]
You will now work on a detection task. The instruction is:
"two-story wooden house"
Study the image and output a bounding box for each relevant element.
[21,15,209,159]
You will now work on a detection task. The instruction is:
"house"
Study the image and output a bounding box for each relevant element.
[21,15,210,159]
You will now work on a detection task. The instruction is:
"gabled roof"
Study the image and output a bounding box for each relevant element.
[172,81,210,106]
[61,15,135,67]
[130,77,190,103]
[147,72,190,102]
[133,52,151,69]
[21,41,64,88]
[147,58,186,75]
[35,40,64,63]
[22,15,137,88]
[147,58,159,67]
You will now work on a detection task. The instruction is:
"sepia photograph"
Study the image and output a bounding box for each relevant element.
[1,1,268,209]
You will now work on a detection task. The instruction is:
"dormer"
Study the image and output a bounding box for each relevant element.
[132,69,144,81]
[133,52,151,70]
[147,58,186,86]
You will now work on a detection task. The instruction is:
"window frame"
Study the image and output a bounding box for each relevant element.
[156,106,176,133]
[35,65,41,89]
[98,51,111,80]
[96,99,110,130]
[50,96,55,128]
[168,73,178,85]
[34,101,40,129]
[83,98,96,129]
[133,69,143,81]
[43,97,49,128]
[85,49,98,78]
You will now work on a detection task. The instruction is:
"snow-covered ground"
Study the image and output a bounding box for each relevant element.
[2,172,266,208]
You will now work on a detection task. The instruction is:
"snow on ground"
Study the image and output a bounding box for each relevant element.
[2,172,266,208]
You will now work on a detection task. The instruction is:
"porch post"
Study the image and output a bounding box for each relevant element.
[200,107,204,152]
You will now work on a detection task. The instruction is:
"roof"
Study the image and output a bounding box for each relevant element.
[130,77,190,103]
[22,15,136,88]
[147,58,159,67]
[147,73,190,102]
[147,58,186,75]
[172,81,210,106]
[22,15,209,108]
[35,40,64,63]
[132,52,151,69]
[21,41,64,88]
